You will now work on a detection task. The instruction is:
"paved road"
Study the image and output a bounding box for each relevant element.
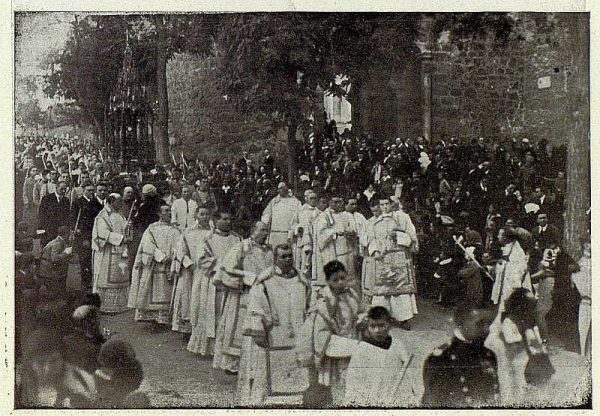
[65,263,590,408]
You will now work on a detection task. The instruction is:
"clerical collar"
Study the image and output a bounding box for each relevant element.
[159,220,170,225]
[215,229,230,236]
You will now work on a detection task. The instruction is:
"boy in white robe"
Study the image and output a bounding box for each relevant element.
[345,306,416,407]
[296,260,362,407]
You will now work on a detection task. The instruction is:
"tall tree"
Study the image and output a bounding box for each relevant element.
[215,13,420,185]
[216,14,330,185]
[44,15,127,139]
[563,13,590,256]
[45,13,219,162]
[154,15,170,163]
[15,99,44,133]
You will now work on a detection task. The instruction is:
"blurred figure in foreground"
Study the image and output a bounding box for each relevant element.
[422,307,499,408]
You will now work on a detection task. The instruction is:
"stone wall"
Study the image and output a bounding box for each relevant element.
[352,56,423,139]
[167,14,584,154]
[428,14,579,146]
[429,45,525,140]
[521,36,572,143]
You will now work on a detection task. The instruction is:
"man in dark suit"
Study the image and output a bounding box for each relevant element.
[71,182,104,291]
[531,212,561,250]
[38,181,71,247]
[498,183,523,218]
[236,151,251,172]
[262,149,274,171]
[469,177,493,233]
[215,177,235,212]
[422,307,499,407]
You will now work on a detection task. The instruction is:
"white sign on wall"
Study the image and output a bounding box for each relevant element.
[537,76,551,89]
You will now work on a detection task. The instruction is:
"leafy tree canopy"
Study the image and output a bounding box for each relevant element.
[43,13,219,135]
[215,13,421,129]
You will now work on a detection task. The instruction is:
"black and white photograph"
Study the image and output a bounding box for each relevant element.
[10,1,592,410]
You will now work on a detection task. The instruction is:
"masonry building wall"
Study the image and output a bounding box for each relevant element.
[428,15,578,146]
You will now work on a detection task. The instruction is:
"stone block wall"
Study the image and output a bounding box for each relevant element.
[521,41,572,143]
[430,46,526,140]
[428,14,581,147]
[352,57,423,139]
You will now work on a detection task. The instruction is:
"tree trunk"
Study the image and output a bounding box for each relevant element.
[287,121,298,189]
[313,88,326,164]
[564,13,590,257]
[154,15,170,164]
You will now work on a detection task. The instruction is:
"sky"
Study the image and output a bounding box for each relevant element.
[15,12,75,108]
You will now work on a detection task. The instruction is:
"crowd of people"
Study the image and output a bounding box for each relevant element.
[14,126,591,408]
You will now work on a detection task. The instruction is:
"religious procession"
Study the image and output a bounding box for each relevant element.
[13,10,590,410]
